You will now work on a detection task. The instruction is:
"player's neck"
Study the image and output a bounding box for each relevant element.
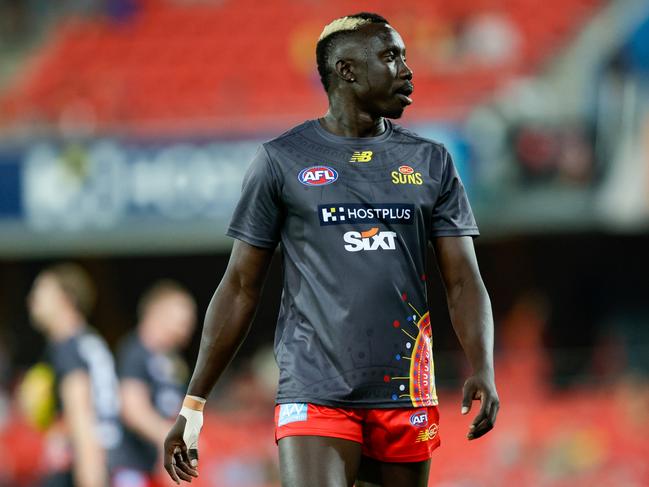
[321,101,386,138]
[49,311,84,342]
[138,321,168,353]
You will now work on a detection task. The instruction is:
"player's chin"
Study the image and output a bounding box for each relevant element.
[381,98,411,119]
[382,105,406,119]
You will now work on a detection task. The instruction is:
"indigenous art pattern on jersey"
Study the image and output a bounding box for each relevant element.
[388,291,437,407]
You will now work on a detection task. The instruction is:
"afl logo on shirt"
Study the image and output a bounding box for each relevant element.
[298,166,338,186]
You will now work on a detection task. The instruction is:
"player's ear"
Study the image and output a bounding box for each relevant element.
[334,59,356,83]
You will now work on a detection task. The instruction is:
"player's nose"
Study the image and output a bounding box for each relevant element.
[399,61,413,80]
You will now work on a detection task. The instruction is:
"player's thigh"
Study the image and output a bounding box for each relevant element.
[278,435,362,487]
[356,455,431,487]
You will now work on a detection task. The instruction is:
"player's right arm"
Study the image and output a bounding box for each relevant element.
[120,379,172,446]
[163,239,275,484]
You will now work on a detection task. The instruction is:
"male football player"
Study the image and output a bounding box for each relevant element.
[164,12,499,487]
[28,263,121,487]
[113,281,196,486]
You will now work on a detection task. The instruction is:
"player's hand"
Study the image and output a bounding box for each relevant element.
[461,369,499,440]
[163,406,202,484]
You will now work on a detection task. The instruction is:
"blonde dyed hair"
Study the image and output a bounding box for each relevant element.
[315,12,389,91]
[318,16,376,41]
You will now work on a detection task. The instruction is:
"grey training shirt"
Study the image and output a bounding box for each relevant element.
[114,332,187,473]
[227,120,479,408]
[47,327,122,467]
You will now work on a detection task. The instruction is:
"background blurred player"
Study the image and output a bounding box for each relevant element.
[113,281,196,487]
[27,263,121,487]
[164,12,498,487]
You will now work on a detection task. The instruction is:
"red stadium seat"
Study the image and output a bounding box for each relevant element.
[0,0,606,133]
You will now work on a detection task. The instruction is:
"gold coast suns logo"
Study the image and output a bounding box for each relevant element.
[350,151,373,163]
[392,165,423,185]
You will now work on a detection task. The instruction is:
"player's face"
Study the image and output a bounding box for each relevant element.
[149,294,196,350]
[352,25,413,119]
[27,273,65,330]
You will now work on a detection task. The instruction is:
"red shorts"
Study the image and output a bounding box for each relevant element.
[274,403,441,463]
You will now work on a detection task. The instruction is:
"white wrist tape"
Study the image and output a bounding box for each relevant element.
[179,406,203,453]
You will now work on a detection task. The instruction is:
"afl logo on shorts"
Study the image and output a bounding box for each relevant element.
[410,410,428,427]
[298,166,338,186]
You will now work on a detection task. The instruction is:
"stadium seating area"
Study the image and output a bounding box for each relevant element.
[0,0,604,134]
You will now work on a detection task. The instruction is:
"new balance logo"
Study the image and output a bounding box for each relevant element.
[415,424,439,442]
[350,151,373,163]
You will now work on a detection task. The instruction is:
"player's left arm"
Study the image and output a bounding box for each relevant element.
[434,235,500,440]
[60,370,107,487]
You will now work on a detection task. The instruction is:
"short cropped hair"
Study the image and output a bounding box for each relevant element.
[316,12,389,92]
[45,263,96,317]
[137,279,195,320]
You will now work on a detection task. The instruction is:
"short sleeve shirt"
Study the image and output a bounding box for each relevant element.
[227,120,479,408]
[114,333,188,473]
[47,328,122,450]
